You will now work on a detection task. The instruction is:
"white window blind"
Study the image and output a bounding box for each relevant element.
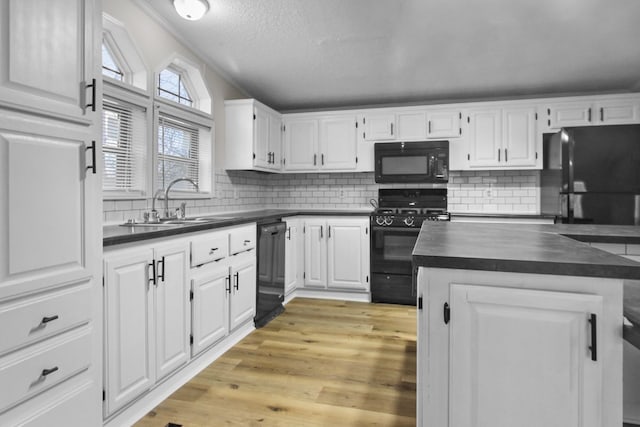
[102,98,147,194]
[157,114,200,192]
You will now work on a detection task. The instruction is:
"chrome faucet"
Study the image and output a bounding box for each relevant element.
[163,177,199,218]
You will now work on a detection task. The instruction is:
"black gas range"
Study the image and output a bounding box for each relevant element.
[370,188,449,305]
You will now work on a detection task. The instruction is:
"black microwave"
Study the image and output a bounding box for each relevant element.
[374,141,449,183]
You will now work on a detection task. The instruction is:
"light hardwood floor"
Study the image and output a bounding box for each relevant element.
[135,298,417,427]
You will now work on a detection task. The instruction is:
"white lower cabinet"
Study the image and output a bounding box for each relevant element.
[104,224,257,422]
[190,262,229,356]
[450,284,602,427]
[302,217,369,293]
[103,241,190,416]
[417,268,622,427]
[284,218,302,296]
[229,252,257,330]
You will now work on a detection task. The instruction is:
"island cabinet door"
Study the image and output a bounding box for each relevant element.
[449,284,603,427]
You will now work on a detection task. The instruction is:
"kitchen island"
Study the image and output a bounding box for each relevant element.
[413,222,640,427]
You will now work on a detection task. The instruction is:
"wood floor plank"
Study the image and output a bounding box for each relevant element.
[134,298,417,426]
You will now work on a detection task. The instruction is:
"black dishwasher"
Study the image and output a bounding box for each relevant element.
[255,221,286,328]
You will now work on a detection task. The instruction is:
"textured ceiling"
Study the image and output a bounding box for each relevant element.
[139,0,640,111]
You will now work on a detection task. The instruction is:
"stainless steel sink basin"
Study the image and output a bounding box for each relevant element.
[120,216,233,227]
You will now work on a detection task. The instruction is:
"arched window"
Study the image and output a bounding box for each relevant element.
[158,66,194,107]
[154,55,213,195]
[101,14,150,198]
[102,42,124,81]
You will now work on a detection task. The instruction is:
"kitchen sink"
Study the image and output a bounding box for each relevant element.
[120,216,234,227]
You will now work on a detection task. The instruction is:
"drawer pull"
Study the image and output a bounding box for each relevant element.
[234,272,240,290]
[41,315,59,324]
[41,366,59,377]
[243,239,251,245]
[209,247,218,254]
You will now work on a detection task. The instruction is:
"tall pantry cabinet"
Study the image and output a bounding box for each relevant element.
[0,1,103,426]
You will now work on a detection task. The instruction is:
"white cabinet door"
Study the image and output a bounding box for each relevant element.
[450,285,603,427]
[153,242,190,381]
[229,253,256,331]
[548,102,593,128]
[191,263,229,356]
[283,118,318,170]
[596,99,640,125]
[467,108,501,167]
[0,113,99,300]
[269,112,282,168]
[284,220,300,296]
[363,113,396,141]
[104,248,154,416]
[427,110,462,139]
[253,106,271,169]
[326,219,369,291]
[0,0,97,122]
[502,106,538,167]
[397,111,427,141]
[319,115,357,170]
[303,220,327,288]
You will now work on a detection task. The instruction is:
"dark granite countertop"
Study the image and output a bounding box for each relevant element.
[103,209,372,247]
[413,222,640,280]
[451,212,556,221]
[412,222,640,349]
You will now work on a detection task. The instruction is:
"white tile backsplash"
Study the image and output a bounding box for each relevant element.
[103,169,541,223]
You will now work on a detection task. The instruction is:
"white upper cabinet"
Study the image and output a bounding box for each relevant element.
[318,115,358,170]
[544,96,640,130]
[363,112,396,141]
[501,106,538,167]
[467,108,502,167]
[0,0,97,123]
[397,111,427,141]
[427,110,463,139]
[283,117,318,171]
[462,105,540,170]
[283,114,358,172]
[225,99,282,172]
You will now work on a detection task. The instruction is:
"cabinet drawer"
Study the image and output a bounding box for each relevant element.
[0,327,92,413]
[191,232,229,267]
[0,282,91,356]
[229,224,256,255]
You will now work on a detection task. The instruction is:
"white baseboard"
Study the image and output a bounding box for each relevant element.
[104,321,254,427]
[292,288,371,303]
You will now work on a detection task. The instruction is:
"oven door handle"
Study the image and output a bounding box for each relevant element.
[371,226,421,234]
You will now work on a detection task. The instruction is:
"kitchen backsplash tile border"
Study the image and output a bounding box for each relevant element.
[103,169,541,223]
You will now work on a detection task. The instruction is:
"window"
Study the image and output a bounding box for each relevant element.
[102,43,124,81]
[157,114,199,191]
[158,67,193,108]
[102,97,147,195]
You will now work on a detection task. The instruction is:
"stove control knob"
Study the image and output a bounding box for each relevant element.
[404,217,415,226]
[376,216,385,226]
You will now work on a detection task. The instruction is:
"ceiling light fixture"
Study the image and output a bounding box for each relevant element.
[173,0,209,21]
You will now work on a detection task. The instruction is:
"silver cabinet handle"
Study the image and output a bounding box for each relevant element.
[505,148,508,162]
[320,225,323,239]
[498,149,501,162]
[313,154,317,165]
[234,272,239,290]
[328,225,331,238]
[390,123,394,135]
[321,154,324,165]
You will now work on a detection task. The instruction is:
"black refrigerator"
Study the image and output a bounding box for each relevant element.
[541,124,640,225]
